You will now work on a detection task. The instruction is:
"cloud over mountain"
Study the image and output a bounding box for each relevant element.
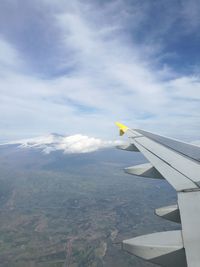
[6,133,121,154]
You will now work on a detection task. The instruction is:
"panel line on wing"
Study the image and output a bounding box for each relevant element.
[136,129,200,163]
[133,138,199,189]
[131,134,200,183]
[131,139,198,191]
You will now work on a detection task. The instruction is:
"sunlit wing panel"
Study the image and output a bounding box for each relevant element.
[115,122,200,267]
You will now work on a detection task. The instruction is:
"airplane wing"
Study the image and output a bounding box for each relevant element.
[115,122,200,267]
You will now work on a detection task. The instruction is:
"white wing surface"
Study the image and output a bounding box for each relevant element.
[116,122,200,267]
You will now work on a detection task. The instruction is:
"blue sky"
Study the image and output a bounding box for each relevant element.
[0,0,200,141]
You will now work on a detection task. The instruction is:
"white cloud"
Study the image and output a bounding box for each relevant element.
[5,133,121,154]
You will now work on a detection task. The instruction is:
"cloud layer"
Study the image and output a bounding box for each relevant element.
[6,133,120,154]
[0,0,199,141]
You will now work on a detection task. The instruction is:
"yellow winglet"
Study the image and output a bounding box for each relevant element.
[115,122,129,136]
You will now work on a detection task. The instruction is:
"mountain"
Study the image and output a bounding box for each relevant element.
[0,136,178,267]
[4,133,120,154]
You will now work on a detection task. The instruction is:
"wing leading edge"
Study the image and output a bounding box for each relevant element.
[116,122,200,267]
